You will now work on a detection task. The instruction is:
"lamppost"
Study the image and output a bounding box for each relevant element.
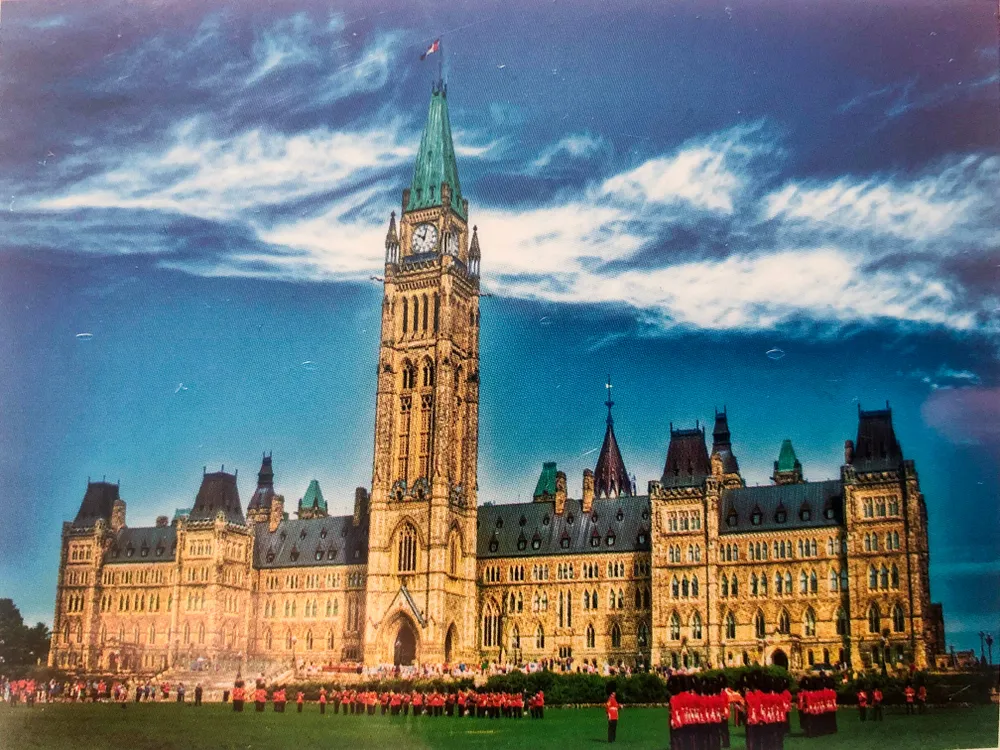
[979,631,986,665]
[291,636,298,677]
[986,634,994,666]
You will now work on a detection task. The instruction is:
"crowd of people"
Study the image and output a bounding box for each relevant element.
[226,679,547,719]
[0,677,205,706]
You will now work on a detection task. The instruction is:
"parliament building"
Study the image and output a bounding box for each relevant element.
[50,82,945,676]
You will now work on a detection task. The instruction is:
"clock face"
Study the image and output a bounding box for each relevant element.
[412,223,438,254]
[446,233,459,256]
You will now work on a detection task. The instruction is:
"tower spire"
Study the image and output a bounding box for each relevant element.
[605,375,614,427]
[406,82,464,219]
[594,378,632,498]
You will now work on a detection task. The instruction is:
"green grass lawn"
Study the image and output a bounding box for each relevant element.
[1,703,997,750]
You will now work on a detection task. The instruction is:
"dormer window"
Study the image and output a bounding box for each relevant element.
[590,533,600,548]
[156,546,164,557]
[775,510,786,524]
[542,515,550,526]
[825,507,835,520]
[567,514,575,525]
[488,539,499,553]
[266,550,275,563]
[592,514,599,524]
[801,509,811,522]
[141,547,149,558]
[519,515,527,527]
[560,537,571,549]
[327,549,336,560]
[616,509,625,523]
[606,533,616,547]
[315,551,323,561]
[637,532,647,545]
[299,529,307,540]
[751,512,762,526]
[495,517,503,529]
[517,536,527,551]
[320,528,327,539]
[531,539,541,550]
[126,546,134,558]
[353,549,360,559]
[290,545,300,562]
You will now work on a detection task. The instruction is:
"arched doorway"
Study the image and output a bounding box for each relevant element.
[393,620,417,666]
[444,625,457,664]
[771,649,789,669]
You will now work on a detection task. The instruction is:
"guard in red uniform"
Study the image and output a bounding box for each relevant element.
[917,685,927,714]
[319,687,327,714]
[254,685,267,712]
[296,690,305,713]
[904,684,915,715]
[606,691,620,743]
[856,687,868,722]
[872,688,883,721]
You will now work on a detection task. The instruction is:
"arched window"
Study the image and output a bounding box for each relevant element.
[692,612,703,640]
[422,360,435,387]
[880,565,889,590]
[586,623,596,648]
[731,577,738,597]
[511,625,520,650]
[775,572,784,594]
[836,607,849,636]
[265,629,272,650]
[285,630,293,650]
[197,623,205,645]
[760,573,768,596]
[892,604,905,633]
[725,612,737,640]
[721,576,729,598]
[804,608,817,637]
[691,576,699,597]
[754,611,766,639]
[750,573,758,596]
[402,298,409,334]
[829,569,839,592]
[810,570,818,593]
[483,602,501,647]
[681,576,689,598]
[326,630,334,650]
[583,590,591,610]
[610,622,622,649]
[638,622,649,648]
[402,362,416,390]
[868,604,881,634]
[617,588,624,609]
[183,622,190,644]
[890,564,899,589]
[535,624,545,649]
[778,609,790,635]
[305,630,313,650]
[634,588,642,609]
[669,612,681,640]
[397,523,417,572]
[799,570,808,594]
[672,576,680,598]
[869,566,878,589]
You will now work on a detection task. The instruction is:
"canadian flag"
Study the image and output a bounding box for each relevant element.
[420,39,440,60]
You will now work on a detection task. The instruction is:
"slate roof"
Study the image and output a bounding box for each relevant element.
[105,526,178,564]
[190,471,245,524]
[253,516,369,568]
[661,427,711,487]
[477,496,652,559]
[72,481,120,528]
[719,480,844,535]
[406,85,465,220]
[852,408,903,472]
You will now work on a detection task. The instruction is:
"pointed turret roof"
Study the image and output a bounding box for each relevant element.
[661,425,711,488]
[299,479,327,513]
[776,439,800,473]
[711,408,740,474]
[72,481,120,528]
[407,84,465,219]
[853,405,902,471]
[533,462,558,500]
[190,470,244,524]
[247,453,276,513]
[594,378,632,498]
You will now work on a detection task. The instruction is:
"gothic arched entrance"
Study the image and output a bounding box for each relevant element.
[771,649,789,669]
[393,619,417,666]
[444,624,457,664]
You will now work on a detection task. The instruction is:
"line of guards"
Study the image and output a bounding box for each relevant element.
[227,681,547,719]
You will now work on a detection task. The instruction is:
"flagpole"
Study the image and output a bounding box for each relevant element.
[438,38,444,89]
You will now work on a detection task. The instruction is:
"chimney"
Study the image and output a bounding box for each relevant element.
[554,471,567,516]
[155,516,168,528]
[582,469,595,514]
[110,498,127,533]
[268,495,285,533]
[354,487,370,527]
[844,440,855,465]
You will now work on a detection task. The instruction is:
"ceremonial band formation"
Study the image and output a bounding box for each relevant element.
[50,75,944,678]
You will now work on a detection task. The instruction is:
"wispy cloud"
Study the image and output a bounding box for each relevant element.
[529,133,606,172]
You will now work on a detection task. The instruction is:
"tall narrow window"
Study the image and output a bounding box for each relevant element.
[804,608,816,636]
[398,396,412,483]
[586,624,596,648]
[397,523,417,572]
[692,612,703,640]
[669,612,681,640]
[868,604,881,633]
[411,297,419,333]
[422,294,429,331]
[892,604,905,633]
[778,609,790,635]
[725,612,736,639]
[433,293,440,332]
[754,611,766,639]
[836,608,849,636]
[402,298,409,335]
[610,622,622,648]
[535,625,545,649]
[418,394,433,479]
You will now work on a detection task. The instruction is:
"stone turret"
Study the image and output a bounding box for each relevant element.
[268,495,285,533]
[554,471,568,516]
[353,487,369,527]
[772,439,804,485]
[110,497,126,533]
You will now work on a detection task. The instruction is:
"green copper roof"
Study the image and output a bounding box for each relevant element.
[776,439,800,472]
[407,86,465,219]
[300,479,326,511]
[533,462,558,499]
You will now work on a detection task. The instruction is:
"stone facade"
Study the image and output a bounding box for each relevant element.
[48,82,944,676]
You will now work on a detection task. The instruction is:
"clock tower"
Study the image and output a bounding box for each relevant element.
[363,81,481,666]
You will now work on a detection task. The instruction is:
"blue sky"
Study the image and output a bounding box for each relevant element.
[0,0,997,652]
